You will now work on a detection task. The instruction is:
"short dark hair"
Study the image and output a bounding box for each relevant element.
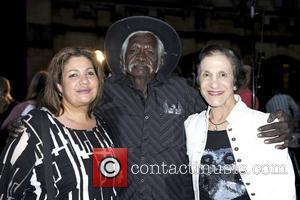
[44,47,104,117]
[26,70,48,107]
[197,44,243,89]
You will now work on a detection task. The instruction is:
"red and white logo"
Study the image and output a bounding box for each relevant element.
[92,148,128,187]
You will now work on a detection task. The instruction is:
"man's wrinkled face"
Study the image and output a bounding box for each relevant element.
[124,33,159,78]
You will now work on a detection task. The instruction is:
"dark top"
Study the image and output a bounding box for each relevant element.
[0,101,17,152]
[95,74,206,200]
[199,130,250,200]
[0,109,118,199]
[0,101,17,127]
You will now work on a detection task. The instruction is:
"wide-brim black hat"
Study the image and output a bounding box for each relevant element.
[104,16,182,76]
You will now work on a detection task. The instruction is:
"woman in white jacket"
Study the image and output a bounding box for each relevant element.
[184,44,296,200]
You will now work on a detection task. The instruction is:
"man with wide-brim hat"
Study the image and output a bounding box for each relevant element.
[94,16,292,200]
[104,16,182,78]
[95,16,206,200]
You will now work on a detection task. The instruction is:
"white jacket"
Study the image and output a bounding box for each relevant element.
[184,95,296,200]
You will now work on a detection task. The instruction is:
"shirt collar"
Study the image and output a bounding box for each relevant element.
[110,72,169,87]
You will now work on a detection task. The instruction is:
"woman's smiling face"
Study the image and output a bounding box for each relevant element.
[198,52,236,108]
[57,56,99,109]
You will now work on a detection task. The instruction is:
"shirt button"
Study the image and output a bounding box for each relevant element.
[234,147,239,151]
[231,137,236,141]
[228,128,232,131]
[246,182,250,186]
[251,193,255,196]
[145,115,149,120]
[237,158,242,162]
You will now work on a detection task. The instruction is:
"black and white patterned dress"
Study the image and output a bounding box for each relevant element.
[0,108,118,200]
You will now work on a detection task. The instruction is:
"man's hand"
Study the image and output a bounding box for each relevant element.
[7,117,25,138]
[0,117,25,152]
[257,110,292,149]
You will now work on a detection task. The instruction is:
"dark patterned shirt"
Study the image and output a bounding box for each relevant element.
[95,74,206,200]
[0,109,117,200]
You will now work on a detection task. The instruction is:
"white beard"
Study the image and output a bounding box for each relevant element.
[128,61,153,73]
